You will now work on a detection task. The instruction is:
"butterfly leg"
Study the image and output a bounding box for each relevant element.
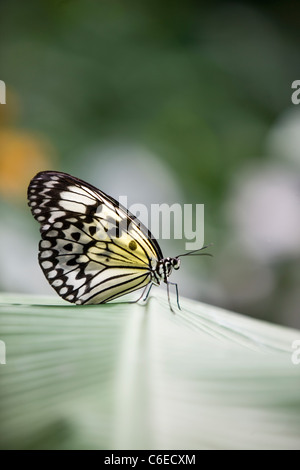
[142,283,153,302]
[166,281,174,313]
[167,281,181,311]
[126,284,153,305]
[126,286,148,304]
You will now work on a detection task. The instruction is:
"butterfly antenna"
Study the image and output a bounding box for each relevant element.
[176,243,213,258]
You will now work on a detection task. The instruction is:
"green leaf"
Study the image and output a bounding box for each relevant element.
[0,291,300,450]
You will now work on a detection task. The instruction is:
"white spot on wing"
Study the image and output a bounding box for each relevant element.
[48,270,58,278]
[41,240,51,248]
[47,230,59,237]
[42,261,53,269]
[54,221,63,228]
[48,211,67,223]
[45,181,59,188]
[66,294,75,301]
[59,200,87,213]
[40,250,52,258]
[60,191,96,205]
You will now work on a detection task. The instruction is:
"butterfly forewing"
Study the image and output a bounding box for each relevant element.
[28,171,162,304]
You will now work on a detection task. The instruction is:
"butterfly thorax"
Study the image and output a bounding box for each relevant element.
[152,257,181,285]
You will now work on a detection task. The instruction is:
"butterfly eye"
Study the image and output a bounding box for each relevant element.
[172,258,180,270]
[129,240,137,251]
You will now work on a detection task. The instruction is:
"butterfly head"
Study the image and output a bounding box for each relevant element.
[171,257,180,270]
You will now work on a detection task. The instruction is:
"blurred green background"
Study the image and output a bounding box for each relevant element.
[0,0,300,328]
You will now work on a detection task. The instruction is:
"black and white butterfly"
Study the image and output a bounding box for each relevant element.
[28,171,210,311]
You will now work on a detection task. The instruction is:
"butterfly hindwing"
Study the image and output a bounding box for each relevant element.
[28,171,162,304]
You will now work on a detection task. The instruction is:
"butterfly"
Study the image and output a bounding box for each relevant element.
[28,171,211,311]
